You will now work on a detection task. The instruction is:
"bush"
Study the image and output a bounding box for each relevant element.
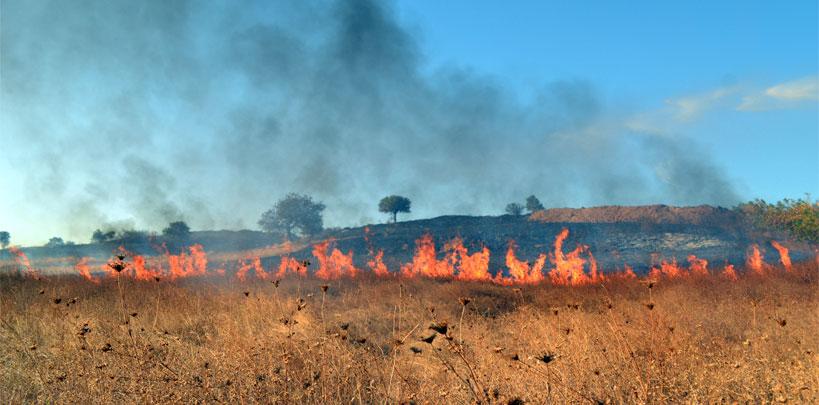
[735,197,819,242]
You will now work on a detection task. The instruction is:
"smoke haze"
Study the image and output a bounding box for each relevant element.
[0,0,741,244]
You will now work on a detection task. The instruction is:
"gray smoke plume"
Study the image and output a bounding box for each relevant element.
[0,0,740,242]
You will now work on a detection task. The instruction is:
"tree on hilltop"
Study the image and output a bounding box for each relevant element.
[526,195,544,213]
[379,195,411,223]
[259,193,325,239]
[505,203,524,216]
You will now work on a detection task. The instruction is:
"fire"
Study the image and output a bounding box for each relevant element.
[313,240,358,280]
[501,241,546,285]
[722,264,738,281]
[770,241,792,271]
[74,257,99,283]
[367,249,390,277]
[401,234,455,279]
[276,256,306,278]
[364,226,390,277]
[401,235,493,281]
[18,227,807,287]
[9,246,38,278]
[549,229,601,285]
[687,255,709,276]
[237,257,270,281]
[620,265,637,279]
[649,259,683,279]
[164,244,208,279]
[451,240,492,282]
[746,244,765,275]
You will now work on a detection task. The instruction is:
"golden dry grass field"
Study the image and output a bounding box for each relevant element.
[1,265,817,404]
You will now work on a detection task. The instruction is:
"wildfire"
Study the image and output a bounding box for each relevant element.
[746,244,766,275]
[74,257,98,284]
[276,256,306,278]
[313,240,358,280]
[722,264,738,281]
[8,228,806,286]
[770,241,792,271]
[687,255,709,276]
[9,246,38,278]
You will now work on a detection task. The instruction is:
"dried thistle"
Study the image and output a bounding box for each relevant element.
[538,353,556,364]
[429,321,448,335]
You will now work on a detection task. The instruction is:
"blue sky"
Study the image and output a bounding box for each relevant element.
[1,0,817,246]
[393,0,818,197]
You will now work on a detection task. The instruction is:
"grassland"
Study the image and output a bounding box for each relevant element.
[1,264,817,404]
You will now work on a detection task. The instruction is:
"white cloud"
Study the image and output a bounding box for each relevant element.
[626,86,737,132]
[737,76,818,111]
[665,87,736,121]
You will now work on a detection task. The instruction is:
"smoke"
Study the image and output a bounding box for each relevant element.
[0,0,740,242]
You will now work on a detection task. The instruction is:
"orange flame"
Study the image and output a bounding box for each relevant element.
[451,239,492,282]
[313,240,359,280]
[9,246,38,278]
[367,249,390,277]
[746,244,765,275]
[722,264,738,281]
[41,231,805,288]
[770,241,792,271]
[401,234,453,279]
[548,229,603,285]
[364,226,390,277]
[687,255,709,276]
[276,256,306,278]
[619,264,637,279]
[74,257,99,283]
[237,256,271,281]
[500,241,546,285]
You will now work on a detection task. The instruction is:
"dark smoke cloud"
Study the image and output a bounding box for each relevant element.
[0,0,740,242]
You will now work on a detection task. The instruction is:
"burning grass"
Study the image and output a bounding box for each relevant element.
[0,262,816,403]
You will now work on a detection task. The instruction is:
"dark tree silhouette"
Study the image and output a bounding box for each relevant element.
[525,195,544,212]
[505,203,524,216]
[258,193,325,239]
[163,221,191,240]
[45,237,65,248]
[0,231,9,249]
[378,195,411,223]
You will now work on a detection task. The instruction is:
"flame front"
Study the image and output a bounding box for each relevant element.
[9,246,38,278]
[770,241,792,271]
[17,228,805,286]
[313,240,358,280]
[746,244,766,275]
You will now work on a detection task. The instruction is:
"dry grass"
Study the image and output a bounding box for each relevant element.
[1,264,817,404]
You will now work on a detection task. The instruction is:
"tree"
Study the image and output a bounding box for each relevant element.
[258,193,325,239]
[525,195,544,213]
[735,196,818,242]
[505,203,524,216]
[163,221,191,240]
[0,231,9,249]
[45,237,65,248]
[91,229,116,244]
[378,195,411,223]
